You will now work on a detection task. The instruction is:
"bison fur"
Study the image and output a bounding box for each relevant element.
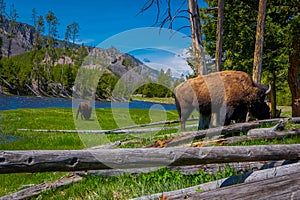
[174,71,270,130]
[76,101,92,120]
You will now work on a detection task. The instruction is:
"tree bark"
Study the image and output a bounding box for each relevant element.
[1,144,300,174]
[271,69,277,118]
[288,11,300,117]
[172,172,300,199]
[188,0,207,75]
[215,0,224,71]
[253,0,267,84]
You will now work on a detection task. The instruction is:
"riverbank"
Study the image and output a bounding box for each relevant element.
[131,96,175,105]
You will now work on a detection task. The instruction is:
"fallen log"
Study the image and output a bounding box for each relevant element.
[0,174,82,200]
[132,161,300,200]
[247,120,284,136]
[186,129,300,146]
[17,122,197,135]
[17,127,179,134]
[224,129,300,144]
[176,172,300,199]
[25,83,41,97]
[111,118,198,131]
[1,144,300,174]
[76,160,297,177]
[157,118,300,147]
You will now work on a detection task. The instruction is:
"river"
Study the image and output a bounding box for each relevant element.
[0,95,177,110]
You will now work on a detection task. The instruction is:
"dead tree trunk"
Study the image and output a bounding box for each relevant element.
[215,0,224,71]
[288,13,300,117]
[188,0,207,75]
[253,0,267,84]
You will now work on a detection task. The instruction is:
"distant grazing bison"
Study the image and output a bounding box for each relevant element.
[174,71,271,130]
[76,101,92,120]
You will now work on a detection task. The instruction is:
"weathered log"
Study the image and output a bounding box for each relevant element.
[77,160,297,177]
[76,167,162,177]
[178,172,300,199]
[1,144,300,174]
[25,83,41,97]
[159,118,299,147]
[132,162,300,200]
[247,120,284,136]
[224,129,300,144]
[17,127,178,134]
[17,124,198,135]
[186,129,300,146]
[0,174,82,200]
[110,118,197,131]
[161,120,262,147]
[1,78,13,90]
[87,141,122,149]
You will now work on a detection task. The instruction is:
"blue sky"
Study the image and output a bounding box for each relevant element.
[6,0,208,76]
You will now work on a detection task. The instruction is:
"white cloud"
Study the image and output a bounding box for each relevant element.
[141,52,193,78]
[75,38,95,45]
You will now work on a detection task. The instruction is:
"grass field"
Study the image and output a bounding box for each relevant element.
[0,106,299,199]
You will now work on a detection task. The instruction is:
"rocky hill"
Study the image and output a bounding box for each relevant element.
[0,16,35,56]
[0,16,157,77]
[0,17,159,98]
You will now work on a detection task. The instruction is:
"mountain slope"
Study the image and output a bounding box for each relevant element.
[0,17,159,99]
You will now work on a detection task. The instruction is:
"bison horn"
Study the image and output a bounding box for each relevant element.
[265,84,271,94]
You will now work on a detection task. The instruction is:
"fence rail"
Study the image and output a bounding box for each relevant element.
[1,144,299,174]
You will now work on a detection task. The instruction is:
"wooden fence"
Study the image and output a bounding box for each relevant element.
[1,118,300,199]
[1,144,300,174]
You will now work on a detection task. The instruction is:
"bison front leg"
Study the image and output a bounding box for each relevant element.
[198,113,211,130]
[76,108,80,120]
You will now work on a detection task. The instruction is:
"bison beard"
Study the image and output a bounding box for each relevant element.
[174,71,271,130]
[76,102,92,120]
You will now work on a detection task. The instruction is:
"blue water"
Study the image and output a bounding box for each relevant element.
[0,133,20,144]
[0,95,176,111]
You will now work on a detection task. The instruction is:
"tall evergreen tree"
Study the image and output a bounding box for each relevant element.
[202,0,299,115]
[288,1,300,117]
[45,10,59,48]
[7,3,19,58]
[67,22,79,47]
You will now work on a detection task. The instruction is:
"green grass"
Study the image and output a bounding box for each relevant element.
[0,172,67,197]
[38,167,236,200]
[0,106,298,199]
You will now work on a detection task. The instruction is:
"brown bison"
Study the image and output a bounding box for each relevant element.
[174,71,271,130]
[76,101,92,120]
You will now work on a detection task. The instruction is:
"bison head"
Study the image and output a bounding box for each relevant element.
[248,84,271,120]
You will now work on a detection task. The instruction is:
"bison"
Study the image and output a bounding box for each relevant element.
[76,101,92,120]
[174,71,271,130]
